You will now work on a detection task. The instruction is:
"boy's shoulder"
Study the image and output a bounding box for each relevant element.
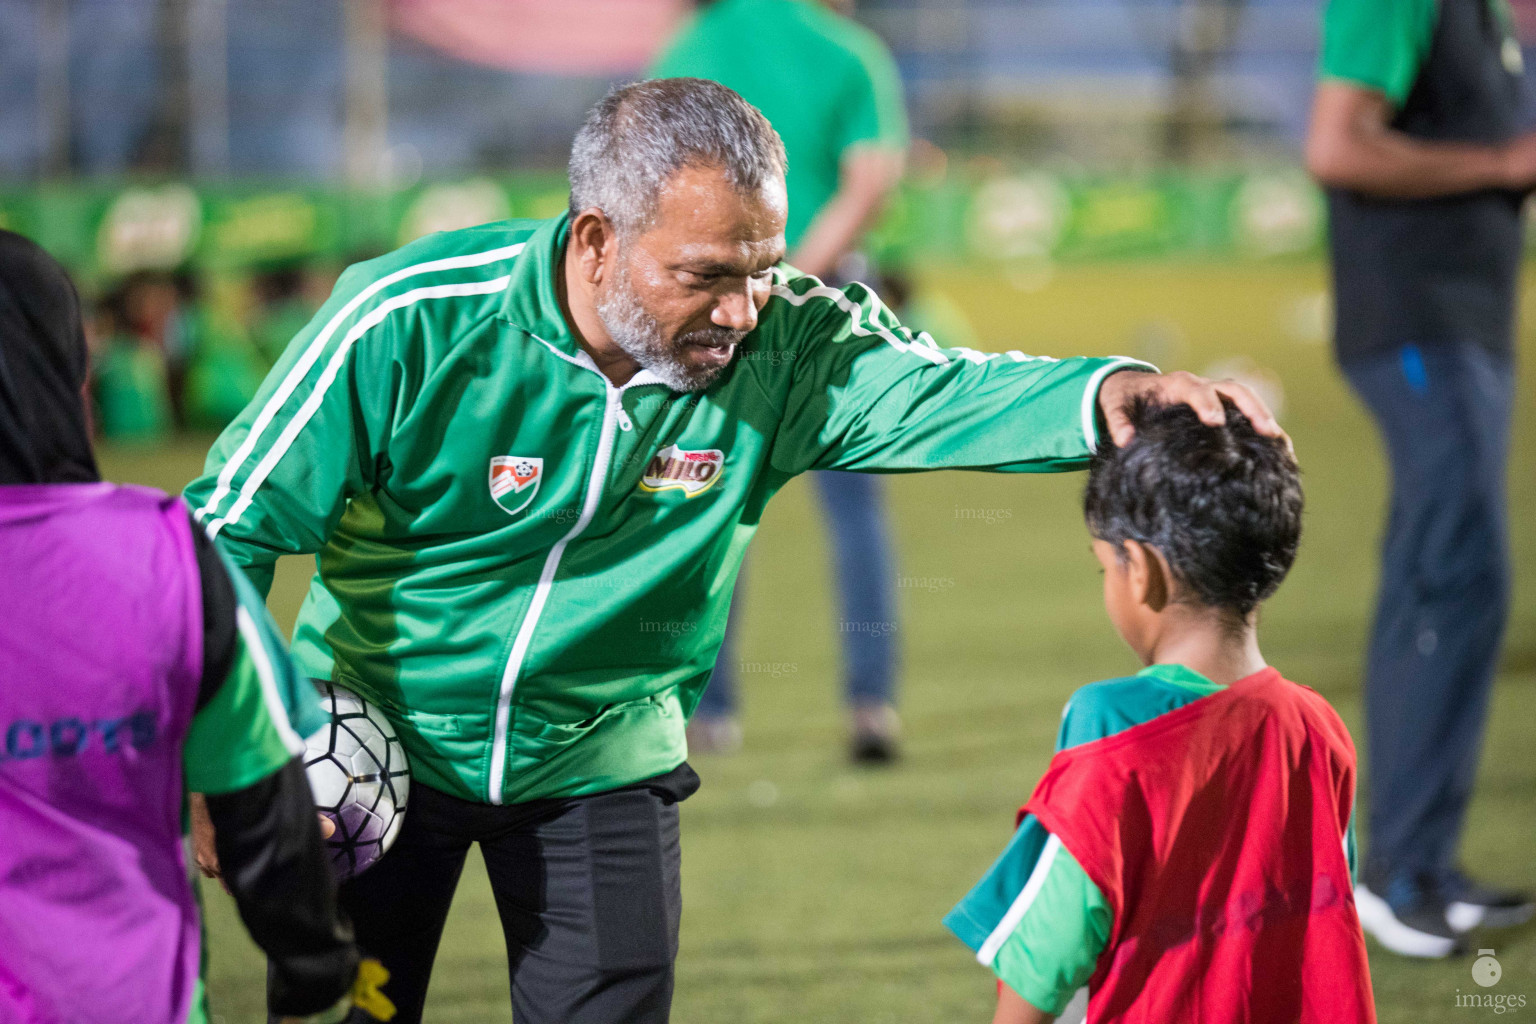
[1058,667,1225,751]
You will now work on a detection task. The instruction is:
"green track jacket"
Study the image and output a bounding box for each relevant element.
[185,214,1150,805]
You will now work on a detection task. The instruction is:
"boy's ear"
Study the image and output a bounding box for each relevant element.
[1124,539,1170,613]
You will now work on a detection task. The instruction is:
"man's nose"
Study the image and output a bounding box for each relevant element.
[712,284,759,334]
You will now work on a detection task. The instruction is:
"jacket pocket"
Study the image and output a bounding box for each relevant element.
[396,709,465,738]
[506,692,686,796]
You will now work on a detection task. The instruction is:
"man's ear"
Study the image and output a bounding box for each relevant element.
[1124,539,1170,613]
[568,208,618,287]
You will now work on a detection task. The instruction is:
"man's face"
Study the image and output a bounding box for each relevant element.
[595,163,787,392]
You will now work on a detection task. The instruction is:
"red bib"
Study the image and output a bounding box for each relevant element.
[1024,669,1375,1023]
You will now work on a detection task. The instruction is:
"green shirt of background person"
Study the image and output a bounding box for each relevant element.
[185,302,266,429]
[93,337,175,441]
[650,0,909,277]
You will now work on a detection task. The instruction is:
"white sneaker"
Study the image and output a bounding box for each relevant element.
[1440,870,1536,933]
[1355,882,1463,959]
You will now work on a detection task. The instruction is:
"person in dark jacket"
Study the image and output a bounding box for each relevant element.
[1307,0,1536,959]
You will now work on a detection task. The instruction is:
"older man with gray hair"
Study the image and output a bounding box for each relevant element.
[186,77,1280,1024]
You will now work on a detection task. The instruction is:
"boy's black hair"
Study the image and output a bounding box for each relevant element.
[1084,395,1302,617]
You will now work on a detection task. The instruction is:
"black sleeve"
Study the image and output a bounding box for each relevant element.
[205,757,360,1016]
[187,513,238,712]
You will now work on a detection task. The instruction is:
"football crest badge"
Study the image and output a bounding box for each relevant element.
[489,456,543,515]
[639,444,724,497]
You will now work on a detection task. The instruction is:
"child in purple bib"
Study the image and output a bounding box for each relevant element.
[0,230,374,1024]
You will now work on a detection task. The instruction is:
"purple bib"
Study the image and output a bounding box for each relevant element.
[0,483,203,1024]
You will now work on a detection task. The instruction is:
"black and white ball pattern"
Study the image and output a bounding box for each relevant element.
[304,682,410,881]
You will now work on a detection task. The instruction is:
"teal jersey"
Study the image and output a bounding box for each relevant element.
[185,213,1151,806]
[945,664,1358,1015]
[651,0,909,248]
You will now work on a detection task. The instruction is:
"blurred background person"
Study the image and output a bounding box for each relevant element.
[249,261,334,367]
[90,273,178,443]
[1306,0,1536,958]
[652,0,910,762]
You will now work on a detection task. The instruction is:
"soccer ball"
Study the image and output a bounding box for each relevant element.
[303,683,410,881]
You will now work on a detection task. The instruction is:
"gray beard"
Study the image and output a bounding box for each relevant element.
[595,264,744,392]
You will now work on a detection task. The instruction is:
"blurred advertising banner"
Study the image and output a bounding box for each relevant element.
[0,170,1333,283]
[391,0,688,74]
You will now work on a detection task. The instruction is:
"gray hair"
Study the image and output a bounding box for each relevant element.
[568,78,788,236]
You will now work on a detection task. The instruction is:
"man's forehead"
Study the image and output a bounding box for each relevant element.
[646,166,787,257]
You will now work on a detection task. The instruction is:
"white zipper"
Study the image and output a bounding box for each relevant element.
[485,364,657,803]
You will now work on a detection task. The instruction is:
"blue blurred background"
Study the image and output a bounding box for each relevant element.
[1,0,1480,182]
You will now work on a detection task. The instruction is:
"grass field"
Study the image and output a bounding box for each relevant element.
[101,262,1536,1023]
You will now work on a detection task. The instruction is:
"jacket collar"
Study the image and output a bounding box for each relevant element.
[499,212,580,358]
[498,212,670,390]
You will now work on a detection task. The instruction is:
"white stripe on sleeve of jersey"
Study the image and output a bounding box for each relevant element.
[205,274,512,538]
[978,834,1063,967]
[1079,357,1156,453]
[195,242,526,524]
[235,606,307,758]
[769,275,1067,368]
[769,279,951,365]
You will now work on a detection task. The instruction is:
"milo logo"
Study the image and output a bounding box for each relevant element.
[640,444,724,498]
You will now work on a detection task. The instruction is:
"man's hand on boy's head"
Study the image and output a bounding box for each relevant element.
[1097,369,1288,450]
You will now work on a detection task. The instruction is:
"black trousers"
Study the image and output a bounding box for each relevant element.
[1341,342,1513,887]
[326,765,697,1024]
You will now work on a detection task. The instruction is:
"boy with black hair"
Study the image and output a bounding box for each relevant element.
[946,398,1376,1023]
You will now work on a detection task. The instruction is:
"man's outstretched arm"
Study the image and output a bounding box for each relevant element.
[767,273,1282,477]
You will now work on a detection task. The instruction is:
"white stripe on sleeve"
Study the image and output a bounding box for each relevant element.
[1079,358,1156,453]
[195,242,525,524]
[769,281,951,366]
[977,833,1063,967]
[205,274,512,538]
[234,606,307,758]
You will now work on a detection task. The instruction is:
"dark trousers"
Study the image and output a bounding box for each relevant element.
[329,769,693,1024]
[1341,342,1513,886]
[697,470,897,716]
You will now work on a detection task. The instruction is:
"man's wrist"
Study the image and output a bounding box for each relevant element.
[1086,360,1157,452]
